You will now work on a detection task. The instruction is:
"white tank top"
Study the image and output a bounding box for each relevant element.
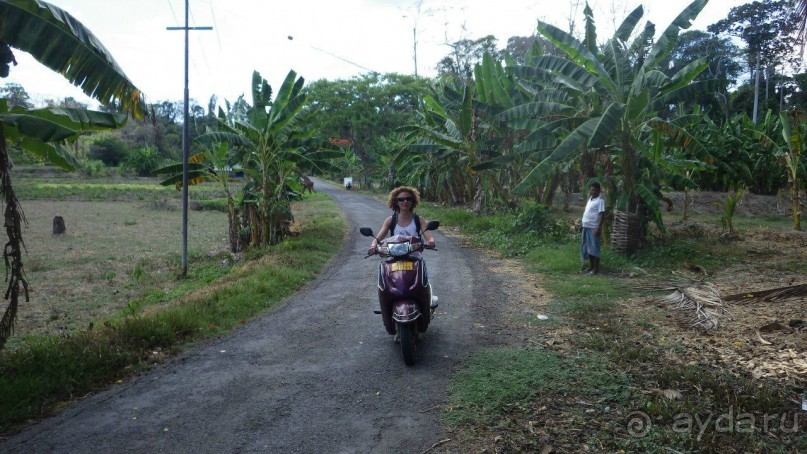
[393,218,418,236]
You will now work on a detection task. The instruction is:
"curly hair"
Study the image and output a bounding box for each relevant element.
[386,186,421,212]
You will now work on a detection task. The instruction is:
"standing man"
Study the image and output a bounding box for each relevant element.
[581,182,605,275]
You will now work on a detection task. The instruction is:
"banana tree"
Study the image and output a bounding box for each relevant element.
[155,142,243,252]
[407,54,528,211]
[778,110,803,231]
[0,0,144,349]
[201,70,340,246]
[503,0,715,249]
[752,110,805,231]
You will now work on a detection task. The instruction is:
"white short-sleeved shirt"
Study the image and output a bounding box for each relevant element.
[581,196,605,229]
[393,218,418,236]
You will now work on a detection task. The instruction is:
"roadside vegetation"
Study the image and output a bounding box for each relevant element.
[416,200,807,452]
[0,179,346,433]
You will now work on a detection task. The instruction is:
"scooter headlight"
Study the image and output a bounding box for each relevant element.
[386,242,412,257]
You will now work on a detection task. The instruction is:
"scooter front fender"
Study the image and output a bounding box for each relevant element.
[392,299,421,324]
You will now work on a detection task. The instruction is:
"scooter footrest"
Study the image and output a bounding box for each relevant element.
[373,310,382,315]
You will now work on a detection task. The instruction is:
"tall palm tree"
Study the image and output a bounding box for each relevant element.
[0,0,144,349]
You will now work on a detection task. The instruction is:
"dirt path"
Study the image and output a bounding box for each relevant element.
[0,180,510,453]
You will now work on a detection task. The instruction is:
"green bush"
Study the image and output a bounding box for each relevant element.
[89,136,128,166]
[122,146,164,177]
[80,159,109,177]
[512,201,569,241]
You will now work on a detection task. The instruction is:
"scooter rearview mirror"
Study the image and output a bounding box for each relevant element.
[359,227,375,237]
[424,220,440,231]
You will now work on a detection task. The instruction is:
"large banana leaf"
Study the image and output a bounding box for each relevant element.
[513,117,599,193]
[498,102,576,121]
[2,106,127,168]
[2,106,126,140]
[198,130,255,148]
[471,154,517,171]
[271,70,301,114]
[653,79,726,110]
[517,56,603,90]
[474,65,488,104]
[589,103,625,148]
[536,20,616,93]
[269,93,307,135]
[458,84,474,137]
[636,183,665,232]
[0,0,144,117]
[2,112,80,142]
[780,111,799,153]
[19,137,78,169]
[614,5,644,42]
[659,59,709,95]
[251,71,272,110]
[583,3,598,54]
[641,0,707,74]
[627,89,649,121]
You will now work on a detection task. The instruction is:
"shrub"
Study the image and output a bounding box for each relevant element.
[122,146,164,177]
[513,201,569,241]
[89,136,128,166]
[80,159,109,177]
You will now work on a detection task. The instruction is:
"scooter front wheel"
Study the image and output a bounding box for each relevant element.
[397,322,416,366]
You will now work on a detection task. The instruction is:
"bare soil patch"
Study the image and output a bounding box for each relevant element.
[646,223,807,385]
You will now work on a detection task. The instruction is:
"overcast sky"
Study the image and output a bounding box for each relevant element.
[3,0,741,108]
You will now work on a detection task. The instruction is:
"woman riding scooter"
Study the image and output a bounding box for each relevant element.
[364,186,438,364]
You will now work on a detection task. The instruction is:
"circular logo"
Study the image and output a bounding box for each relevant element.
[626,411,651,438]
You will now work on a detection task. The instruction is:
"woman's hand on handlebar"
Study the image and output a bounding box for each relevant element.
[426,239,436,249]
[367,244,377,255]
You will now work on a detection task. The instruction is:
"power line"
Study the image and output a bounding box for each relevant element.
[287,36,379,74]
[209,0,223,49]
[166,0,179,26]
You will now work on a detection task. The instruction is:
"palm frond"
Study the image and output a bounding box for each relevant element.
[0,0,145,118]
[637,277,726,329]
[724,283,807,303]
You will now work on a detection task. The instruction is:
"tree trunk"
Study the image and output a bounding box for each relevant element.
[227,198,241,253]
[541,171,560,207]
[0,129,28,351]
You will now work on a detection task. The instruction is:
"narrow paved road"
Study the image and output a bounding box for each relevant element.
[1,180,505,453]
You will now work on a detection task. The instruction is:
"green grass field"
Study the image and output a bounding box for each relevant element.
[0,175,346,433]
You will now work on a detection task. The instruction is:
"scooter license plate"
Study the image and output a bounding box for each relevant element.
[390,261,414,272]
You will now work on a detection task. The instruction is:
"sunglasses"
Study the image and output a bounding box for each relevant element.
[397,196,414,202]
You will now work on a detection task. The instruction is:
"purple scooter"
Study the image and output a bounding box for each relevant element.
[361,220,439,366]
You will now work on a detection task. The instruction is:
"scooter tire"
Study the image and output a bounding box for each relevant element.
[398,322,416,366]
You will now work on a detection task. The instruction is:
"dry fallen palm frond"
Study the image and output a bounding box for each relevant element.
[637,277,727,330]
[724,283,807,303]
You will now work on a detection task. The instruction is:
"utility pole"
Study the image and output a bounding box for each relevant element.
[167,0,212,276]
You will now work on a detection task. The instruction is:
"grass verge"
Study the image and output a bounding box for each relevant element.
[418,203,806,452]
[0,192,346,433]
